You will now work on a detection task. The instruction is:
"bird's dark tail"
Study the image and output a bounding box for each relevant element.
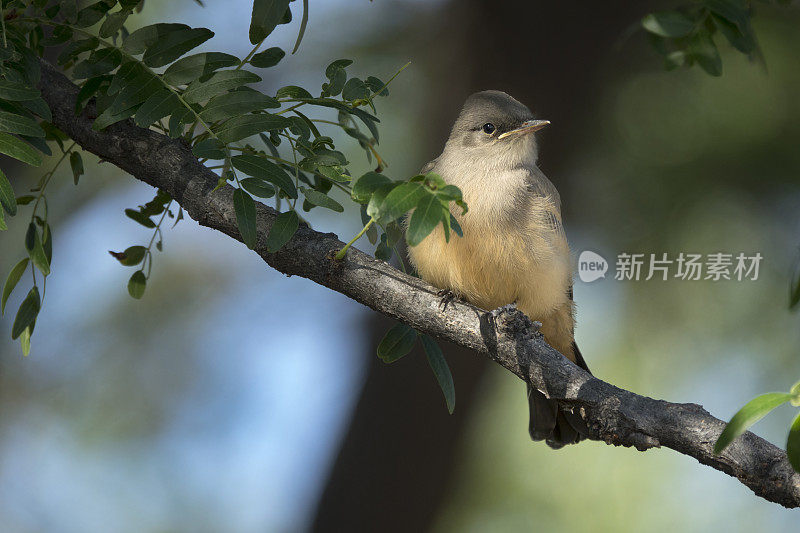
[528,341,590,449]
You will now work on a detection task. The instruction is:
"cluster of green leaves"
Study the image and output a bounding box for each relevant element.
[0,0,463,410]
[642,0,794,76]
[341,170,468,412]
[715,381,800,471]
[340,171,467,261]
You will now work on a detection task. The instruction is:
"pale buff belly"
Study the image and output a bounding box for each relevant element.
[408,217,576,359]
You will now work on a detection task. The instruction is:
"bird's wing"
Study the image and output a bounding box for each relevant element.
[527,165,561,210]
[527,166,564,235]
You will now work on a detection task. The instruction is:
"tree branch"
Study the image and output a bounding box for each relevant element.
[36,60,800,508]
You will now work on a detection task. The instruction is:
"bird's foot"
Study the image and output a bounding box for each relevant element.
[487,303,541,334]
[490,302,518,319]
[487,303,517,332]
[437,289,457,311]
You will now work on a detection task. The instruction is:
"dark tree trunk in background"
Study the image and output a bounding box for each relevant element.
[311,2,651,531]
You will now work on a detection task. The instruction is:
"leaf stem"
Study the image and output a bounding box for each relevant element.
[363,61,411,106]
[275,102,306,115]
[143,200,173,279]
[237,37,265,70]
[335,218,374,260]
[31,141,76,219]
[286,133,300,209]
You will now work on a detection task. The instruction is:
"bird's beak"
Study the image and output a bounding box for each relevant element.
[498,119,550,140]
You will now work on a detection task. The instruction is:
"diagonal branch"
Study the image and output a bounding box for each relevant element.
[36,60,800,508]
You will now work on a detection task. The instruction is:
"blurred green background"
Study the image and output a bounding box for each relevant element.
[1,1,800,531]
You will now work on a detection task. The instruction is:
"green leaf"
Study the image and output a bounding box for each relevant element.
[134,90,181,128]
[351,171,391,204]
[240,177,275,198]
[99,9,131,38]
[365,76,388,97]
[421,334,455,414]
[93,103,137,131]
[300,186,344,212]
[0,133,42,166]
[0,168,17,216]
[127,270,146,299]
[124,208,156,228]
[377,181,430,223]
[20,326,31,356]
[323,68,346,97]
[711,13,756,55]
[57,37,100,66]
[375,233,392,261]
[0,80,41,101]
[75,3,109,27]
[192,138,226,160]
[233,188,258,249]
[22,98,52,122]
[231,155,297,198]
[689,32,723,77]
[110,245,147,266]
[0,110,45,138]
[317,166,350,183]
[250,47,285,68]
[169,107,193,138]
[342,78,370,101]
[217,113,290,144]
[276,85,313,99]
[664,50,687,70]
[291,0,309,54]
[406,193,443,247]
[641,11,696,38]
[123,23,191,55]
[73,47,122,79]
[110,73,162,114]
[75,75,110,114]
[42,224,53,266]
[714,392,793,454]
[200,90,280,123]
[705,0,749,27]
[377,322,417,363]
[449,213,463,238]
[183,70,263,104]
[25,223,50,276]
[250,0,291,44]
[787,412,800,473]
[70,151,84,185]
[2,258,29,315]
[266,209,299,252]
[143,27,214,68]
[108,61,142,95]
[162,52,240,85]
[11,286,39,340]
[790,381,800,407]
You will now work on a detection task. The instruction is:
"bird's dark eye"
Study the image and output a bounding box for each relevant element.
[481,123,496,134]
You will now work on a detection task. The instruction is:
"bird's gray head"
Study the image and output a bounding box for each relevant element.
[444,90,548,168]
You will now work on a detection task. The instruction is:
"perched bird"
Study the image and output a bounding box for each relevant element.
[408,90,589,448]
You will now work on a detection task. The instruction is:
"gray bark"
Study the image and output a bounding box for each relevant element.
[35,60,800,509]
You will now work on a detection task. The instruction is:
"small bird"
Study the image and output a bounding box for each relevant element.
[408,90,590,448]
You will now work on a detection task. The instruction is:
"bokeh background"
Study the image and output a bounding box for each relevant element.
[2,0,800,531]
